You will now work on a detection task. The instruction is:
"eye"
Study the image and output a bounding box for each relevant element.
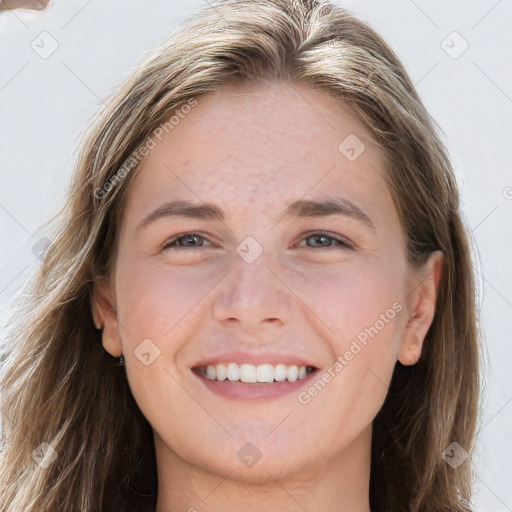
[160,231,353,252]
[300,231,353,250]
[161,232,212,250]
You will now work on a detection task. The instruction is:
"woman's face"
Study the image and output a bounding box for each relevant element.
[95,80,441,483]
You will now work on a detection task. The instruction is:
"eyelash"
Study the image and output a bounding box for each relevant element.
[160,231,353,251]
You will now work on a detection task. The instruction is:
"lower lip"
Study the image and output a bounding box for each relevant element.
[192,369,318,400]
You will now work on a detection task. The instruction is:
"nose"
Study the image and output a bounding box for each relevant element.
[212,249,296,334]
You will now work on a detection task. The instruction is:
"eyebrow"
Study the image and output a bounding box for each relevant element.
[136,197,376,232]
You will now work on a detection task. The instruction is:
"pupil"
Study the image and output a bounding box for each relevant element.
[310,235,330,247]
[182,235,198,246]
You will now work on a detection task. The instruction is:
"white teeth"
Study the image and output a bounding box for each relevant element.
[206,365,216,380]
[274,363,287,382]
[256,364,274,383]
[240,364,257,383]
[227,363,239,381]
[287,365,298,382]
[199,362,312,383]
[216,363,227,381]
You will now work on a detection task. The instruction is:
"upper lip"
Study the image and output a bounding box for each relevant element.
[192,350,319,369]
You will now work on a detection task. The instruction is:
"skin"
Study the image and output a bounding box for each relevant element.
[93,80,443,512]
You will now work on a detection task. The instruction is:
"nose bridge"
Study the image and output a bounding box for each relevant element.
[212,242,295,330]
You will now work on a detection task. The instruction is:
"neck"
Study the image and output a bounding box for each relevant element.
[154,426,372,512]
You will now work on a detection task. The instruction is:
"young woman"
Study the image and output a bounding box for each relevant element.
[0,1,482,511]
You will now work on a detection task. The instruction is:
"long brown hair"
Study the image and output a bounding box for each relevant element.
[0,1,482,510]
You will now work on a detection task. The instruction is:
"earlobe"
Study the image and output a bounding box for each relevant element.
[398,251,445,366]
[398,334,422,366]
[101,333,123,359]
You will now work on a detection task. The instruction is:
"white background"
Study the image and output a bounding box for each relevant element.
[0,1,511,510]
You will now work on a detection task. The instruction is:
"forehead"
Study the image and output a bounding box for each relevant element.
[121,80,390,228]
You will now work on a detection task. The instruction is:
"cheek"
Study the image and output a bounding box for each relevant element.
[114,264,218,434]
[292,263,404,402]
[116,261,221,344]
[291,262,403,346]
[294,305,394,435]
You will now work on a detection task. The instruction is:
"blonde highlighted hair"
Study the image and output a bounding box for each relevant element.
[1,1,482,510]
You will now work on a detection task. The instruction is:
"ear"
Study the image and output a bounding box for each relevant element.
[91,278,123,358]
[398,250,444,366]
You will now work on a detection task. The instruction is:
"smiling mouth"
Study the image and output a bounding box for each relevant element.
[193,362,318,384]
